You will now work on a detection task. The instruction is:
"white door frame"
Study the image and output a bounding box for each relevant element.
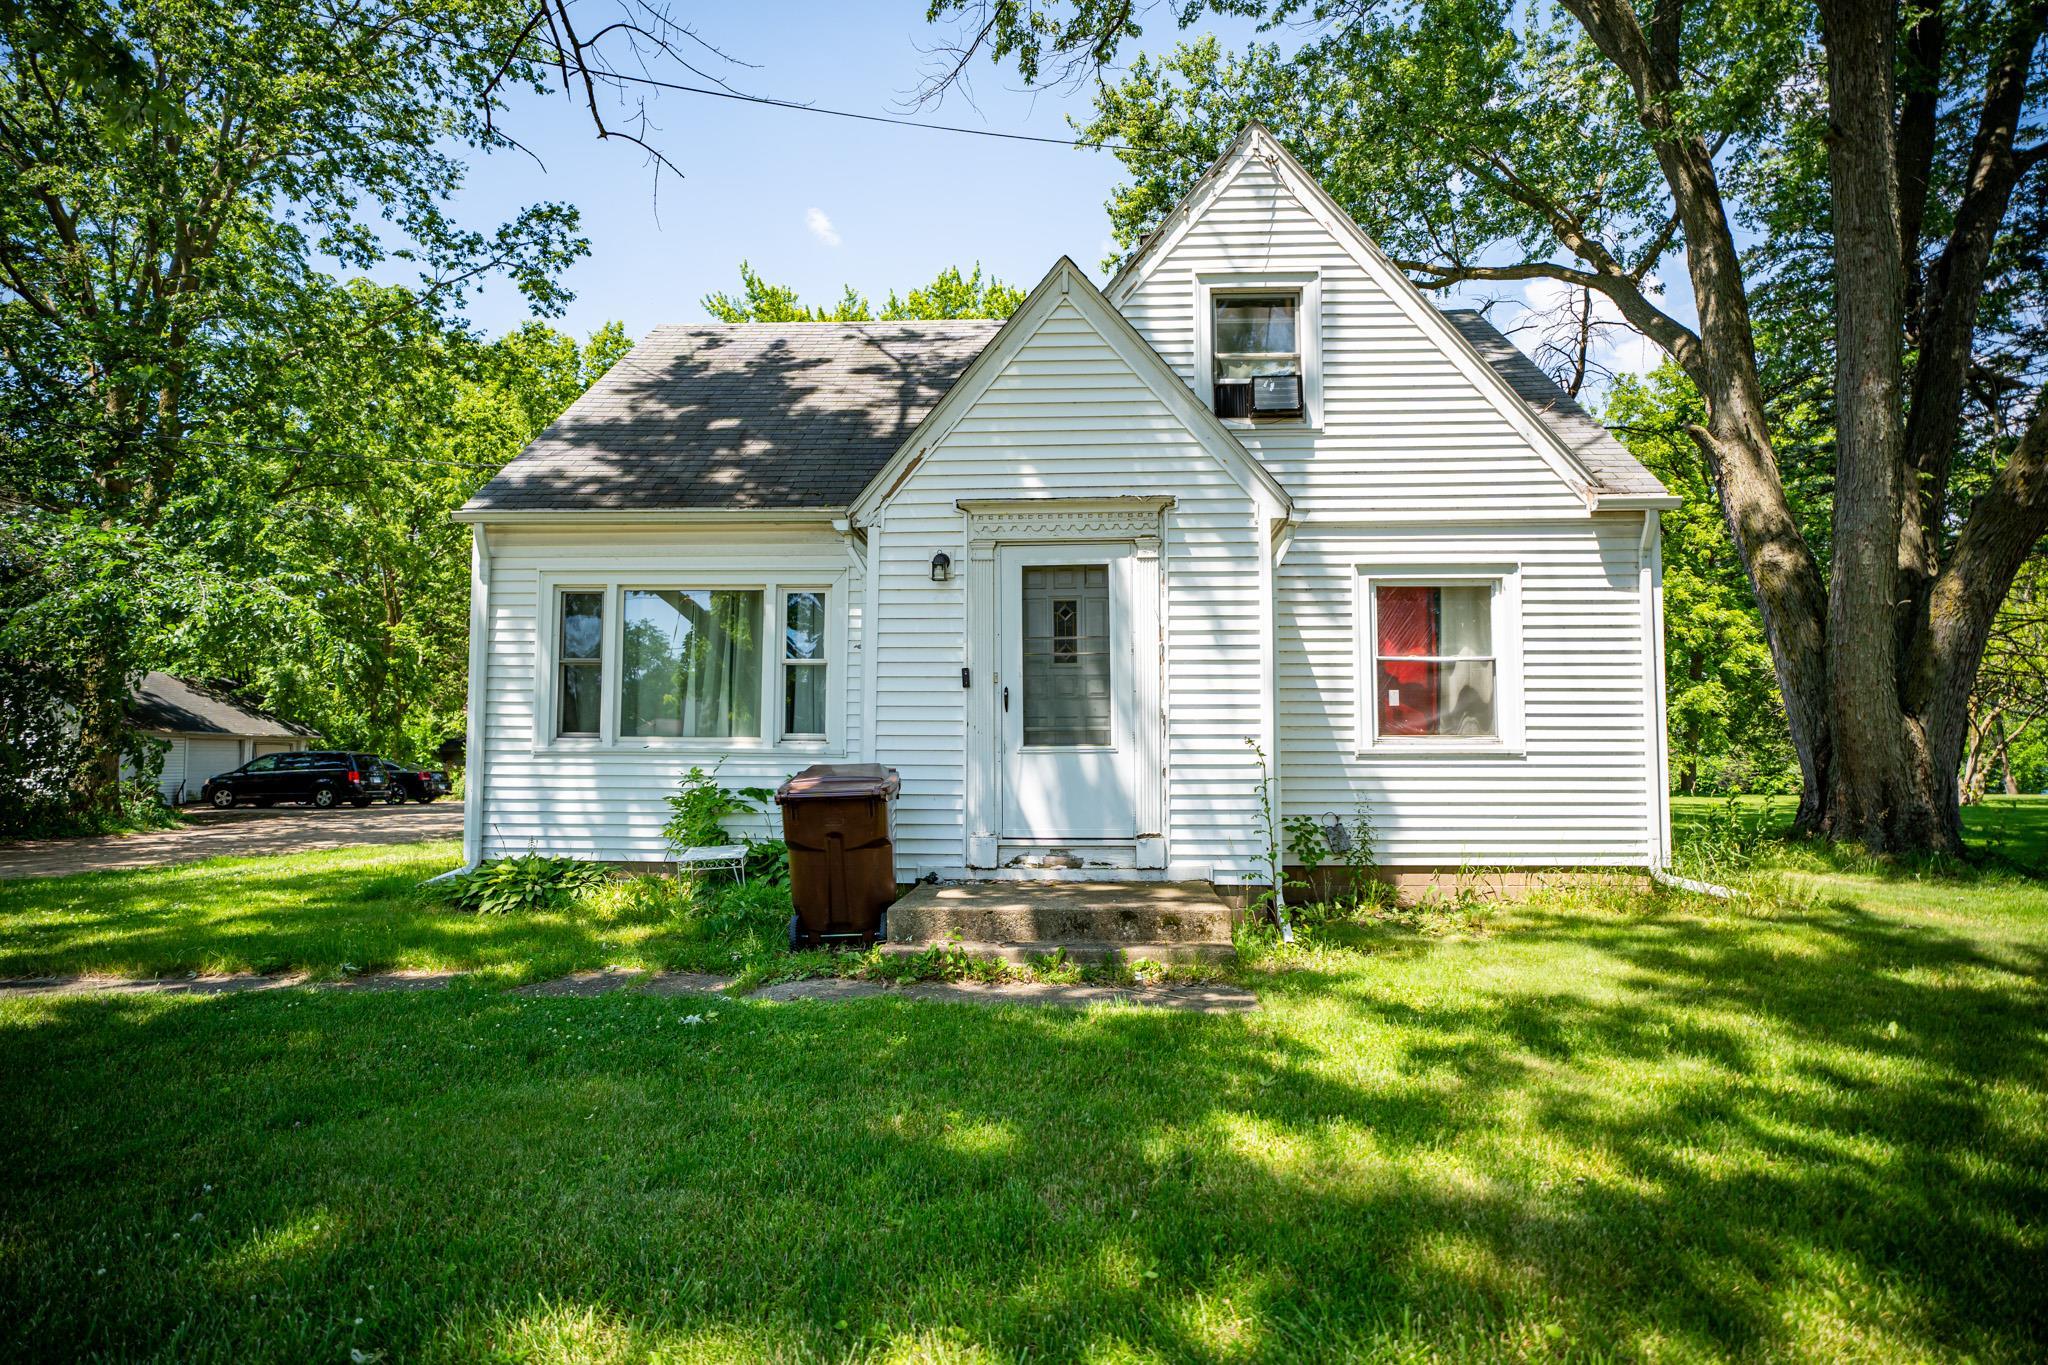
[999,543,1137,841]
[961,496,1170,870]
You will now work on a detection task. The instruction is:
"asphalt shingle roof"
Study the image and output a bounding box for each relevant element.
[461,310,1666,514]
[129,673,319,739]
[1439,309,1670,499]
[462,322,1001,513]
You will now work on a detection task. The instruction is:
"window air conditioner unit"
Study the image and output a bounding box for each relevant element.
[1213,379,1252,419]
[1252,373,1303,416]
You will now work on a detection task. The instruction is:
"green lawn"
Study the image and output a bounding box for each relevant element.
[2,817,2045,1360]
[1671,793,2048,869]
[0,841,720,986]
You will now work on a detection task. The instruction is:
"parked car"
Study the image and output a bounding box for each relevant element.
[374,758,449,804]
[202,750,390,810]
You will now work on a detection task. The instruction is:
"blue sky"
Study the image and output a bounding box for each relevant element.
[444,0,1193,338]
[435,0,1665,386]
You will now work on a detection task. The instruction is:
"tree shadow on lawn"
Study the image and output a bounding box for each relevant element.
[2,897,2043,1362]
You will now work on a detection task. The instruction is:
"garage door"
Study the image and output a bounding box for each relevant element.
[157,738,187,804]
[252,740,295,758]
[184,739,245,803]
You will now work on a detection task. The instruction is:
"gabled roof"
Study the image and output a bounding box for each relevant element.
[459,322,1001,514]
[1106,123,1676,510]
[847,257,1293,523]
[129,673,318,739]
[455,122,1674,517]
[1438,311,1672,502]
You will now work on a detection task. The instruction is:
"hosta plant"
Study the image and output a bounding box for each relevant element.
[449,853,608,915]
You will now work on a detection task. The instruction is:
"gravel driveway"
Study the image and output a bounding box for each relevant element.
[0,803,462,881]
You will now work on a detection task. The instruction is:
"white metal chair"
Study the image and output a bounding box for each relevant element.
[672,843,747,885]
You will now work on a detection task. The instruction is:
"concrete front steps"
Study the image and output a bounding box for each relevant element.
[885,880,1236,964]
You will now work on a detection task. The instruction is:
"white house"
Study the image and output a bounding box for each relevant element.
[125,672,317,804]
[455,126,1677,894]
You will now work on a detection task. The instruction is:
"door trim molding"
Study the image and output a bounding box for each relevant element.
[960,497,1172,870]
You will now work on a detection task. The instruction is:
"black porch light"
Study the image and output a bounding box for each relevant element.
[930,552,952,582]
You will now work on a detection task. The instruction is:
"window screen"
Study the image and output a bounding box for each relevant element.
[1022,565,1111,747]
[1374,584,1497,738]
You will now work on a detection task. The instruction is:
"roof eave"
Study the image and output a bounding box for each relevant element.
[451,506,845,525]
[1589,491,1683,512]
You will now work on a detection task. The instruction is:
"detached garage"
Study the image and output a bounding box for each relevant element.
[125,673,319,804]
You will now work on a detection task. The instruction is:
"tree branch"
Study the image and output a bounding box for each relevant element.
[1924,381,2048,724]
[1896,0,1947,312]
[1900,0,2048,575]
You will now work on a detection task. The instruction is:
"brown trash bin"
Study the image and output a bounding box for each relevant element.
[775,764,901,947]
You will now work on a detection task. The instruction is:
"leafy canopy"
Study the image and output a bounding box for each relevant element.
[702,262,1027,322]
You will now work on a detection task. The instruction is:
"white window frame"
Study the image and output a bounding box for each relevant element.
[777,587,831,742]
[1194,270,1323,429]
[1353,566,1524,756]
[533,571,844,755]
[548,585,602,740]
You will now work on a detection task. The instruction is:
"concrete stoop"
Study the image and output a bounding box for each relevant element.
[885,880,1236,963]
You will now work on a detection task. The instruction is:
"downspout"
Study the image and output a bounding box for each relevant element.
[1634,511,1736,898]
[834,517,870,759]
[1638,509,1672,869]
[1266,512,1298,941]
[860,513,883,763]
[460,523,492,871]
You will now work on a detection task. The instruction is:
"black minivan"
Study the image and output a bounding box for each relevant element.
[202,751,391,810]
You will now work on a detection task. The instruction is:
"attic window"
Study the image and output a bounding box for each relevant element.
[1212,292,1302,420]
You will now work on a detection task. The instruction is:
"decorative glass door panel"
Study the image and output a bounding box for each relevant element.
[1021,565,1111,747]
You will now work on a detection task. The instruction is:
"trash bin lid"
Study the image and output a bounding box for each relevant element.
[774,763,901,804]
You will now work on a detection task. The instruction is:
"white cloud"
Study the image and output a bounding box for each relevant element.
[805,207,840,248]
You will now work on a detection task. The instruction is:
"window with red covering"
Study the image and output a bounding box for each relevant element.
[1373,583,1498,739]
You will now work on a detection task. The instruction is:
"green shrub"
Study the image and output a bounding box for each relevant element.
[660,765,774,852]
[742,838,790,885]
[702,878,793,943]
[447,853,608,915]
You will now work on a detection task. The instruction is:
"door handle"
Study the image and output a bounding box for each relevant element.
[1002,686,1010,713]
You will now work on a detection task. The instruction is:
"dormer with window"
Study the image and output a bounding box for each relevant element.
[1192,272,1322,429]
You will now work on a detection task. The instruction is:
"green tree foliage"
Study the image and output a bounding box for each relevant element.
[168,303,630,763]
[1609,368,1796,794]
[703,262,1026,322]
[0,0,592,819]
[1965,556,2048,799]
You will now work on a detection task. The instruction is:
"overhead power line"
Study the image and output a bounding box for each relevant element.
[324,8,1132,152]
[547,68,1133,151]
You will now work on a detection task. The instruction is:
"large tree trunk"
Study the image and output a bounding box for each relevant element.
[1563,0,2042,859]
[69,652,129,818]
[1812,0,1962,854]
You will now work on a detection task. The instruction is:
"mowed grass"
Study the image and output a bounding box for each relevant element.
[1671,793,2048,869]
[0,840,697,985]
[2,824,2045,1359]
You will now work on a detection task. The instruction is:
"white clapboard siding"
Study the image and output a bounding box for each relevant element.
[1278,521,1652,865]
[477,524,864,862]
[158,738,186,804]
[1111,134,1659,868]
[873,297,1269,881]
[1115,156,1586,518]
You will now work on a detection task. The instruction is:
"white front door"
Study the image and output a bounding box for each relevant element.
[999,543,1138,841]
